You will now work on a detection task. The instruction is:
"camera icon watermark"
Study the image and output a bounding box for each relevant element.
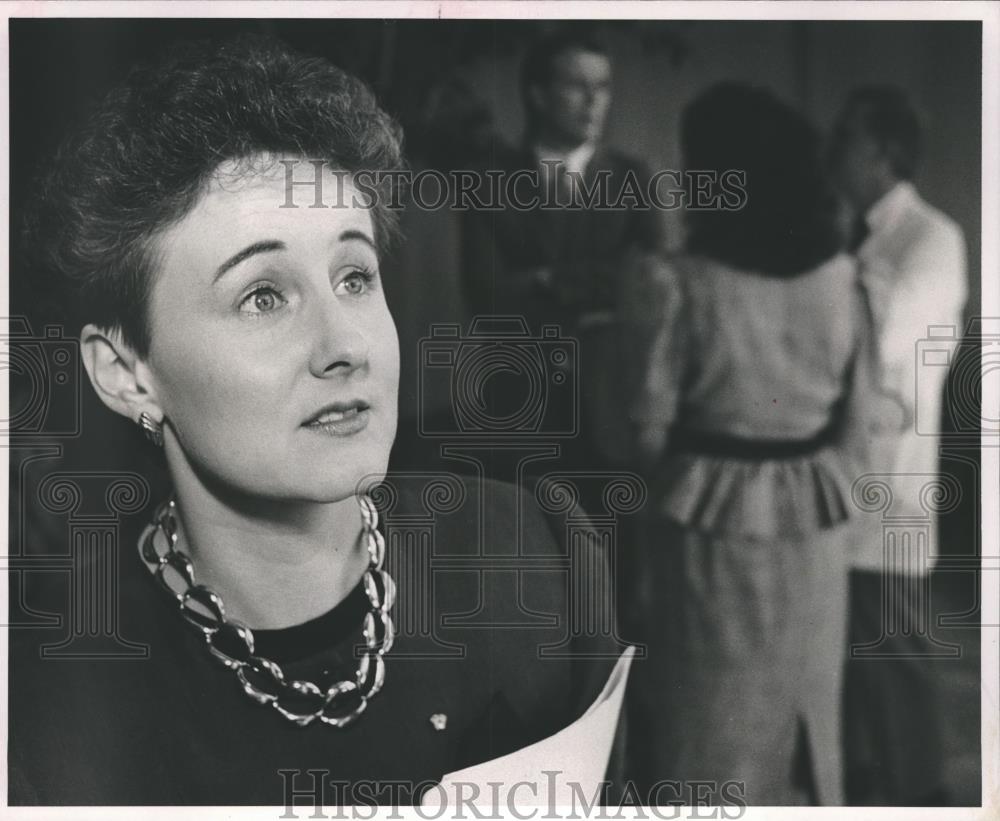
[915,316,999,439]
[419,316,578,439]
[1,317,81,439]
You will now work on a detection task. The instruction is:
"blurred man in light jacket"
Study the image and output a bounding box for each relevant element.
[830,84,968,806]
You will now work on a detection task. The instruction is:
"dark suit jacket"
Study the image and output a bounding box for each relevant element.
[461,143,666,330]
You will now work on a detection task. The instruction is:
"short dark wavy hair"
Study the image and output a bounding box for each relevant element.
[25,35,404,357]
[682,82,842,277]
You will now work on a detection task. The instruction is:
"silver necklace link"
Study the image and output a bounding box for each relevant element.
[139,495,395,728]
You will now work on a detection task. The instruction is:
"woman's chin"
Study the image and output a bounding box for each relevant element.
[180,463,391,509]
[167,423,395,507]
[313,459,390,502]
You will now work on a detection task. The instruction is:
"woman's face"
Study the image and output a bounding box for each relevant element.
[143,157,399,503]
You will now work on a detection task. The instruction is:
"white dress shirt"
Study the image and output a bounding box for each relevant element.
[531,140,615,330]
[533,140,596,180]
[853,181,968,572]
[533,141,596,204]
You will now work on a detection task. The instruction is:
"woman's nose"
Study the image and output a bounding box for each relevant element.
[306,295,368,379]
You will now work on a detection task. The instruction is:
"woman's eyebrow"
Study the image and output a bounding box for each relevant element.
[338,230,377,252]
[214,240,285,282]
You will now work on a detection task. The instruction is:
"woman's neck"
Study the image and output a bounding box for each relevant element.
[167,477,371,631]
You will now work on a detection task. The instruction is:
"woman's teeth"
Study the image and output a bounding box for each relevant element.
[313,407,358,424]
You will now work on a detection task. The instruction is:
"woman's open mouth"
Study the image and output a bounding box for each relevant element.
[302,401,371,436]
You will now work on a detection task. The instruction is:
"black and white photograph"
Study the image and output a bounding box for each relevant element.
[2,1,997,817]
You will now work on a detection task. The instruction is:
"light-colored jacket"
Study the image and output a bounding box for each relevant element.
[852,181,968,572]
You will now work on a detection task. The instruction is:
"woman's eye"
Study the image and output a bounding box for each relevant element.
[239,286,287,316]
[336,269,377,297]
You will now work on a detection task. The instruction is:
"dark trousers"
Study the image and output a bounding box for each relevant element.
[843,569,947,805]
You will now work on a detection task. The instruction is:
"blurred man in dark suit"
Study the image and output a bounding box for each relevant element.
[463,30,664,329]
[461,30,665,471]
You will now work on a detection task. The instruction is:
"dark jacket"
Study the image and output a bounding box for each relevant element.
[9,477,627,805]
[461,143,666,329]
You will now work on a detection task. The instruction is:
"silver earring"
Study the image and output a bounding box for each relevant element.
[138,412,163,447]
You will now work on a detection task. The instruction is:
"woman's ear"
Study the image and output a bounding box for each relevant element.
[80,324,162,425]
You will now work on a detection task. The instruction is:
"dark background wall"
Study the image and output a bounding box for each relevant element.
[462,20,982,316]
[10,19,982,319]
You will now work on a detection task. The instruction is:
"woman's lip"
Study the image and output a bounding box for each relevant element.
[302,401,370,426]
[303,407,371,436]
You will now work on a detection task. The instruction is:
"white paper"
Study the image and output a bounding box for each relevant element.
[422,647,635,809]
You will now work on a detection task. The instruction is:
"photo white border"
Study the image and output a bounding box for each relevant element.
[1,2,997,820]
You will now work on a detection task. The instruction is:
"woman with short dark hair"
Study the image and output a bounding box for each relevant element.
[9,35,626,806]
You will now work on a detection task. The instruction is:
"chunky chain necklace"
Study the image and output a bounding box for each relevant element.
[139,494,395,728]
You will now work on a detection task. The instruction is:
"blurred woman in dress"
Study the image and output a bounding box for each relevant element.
[624,83,886,805]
